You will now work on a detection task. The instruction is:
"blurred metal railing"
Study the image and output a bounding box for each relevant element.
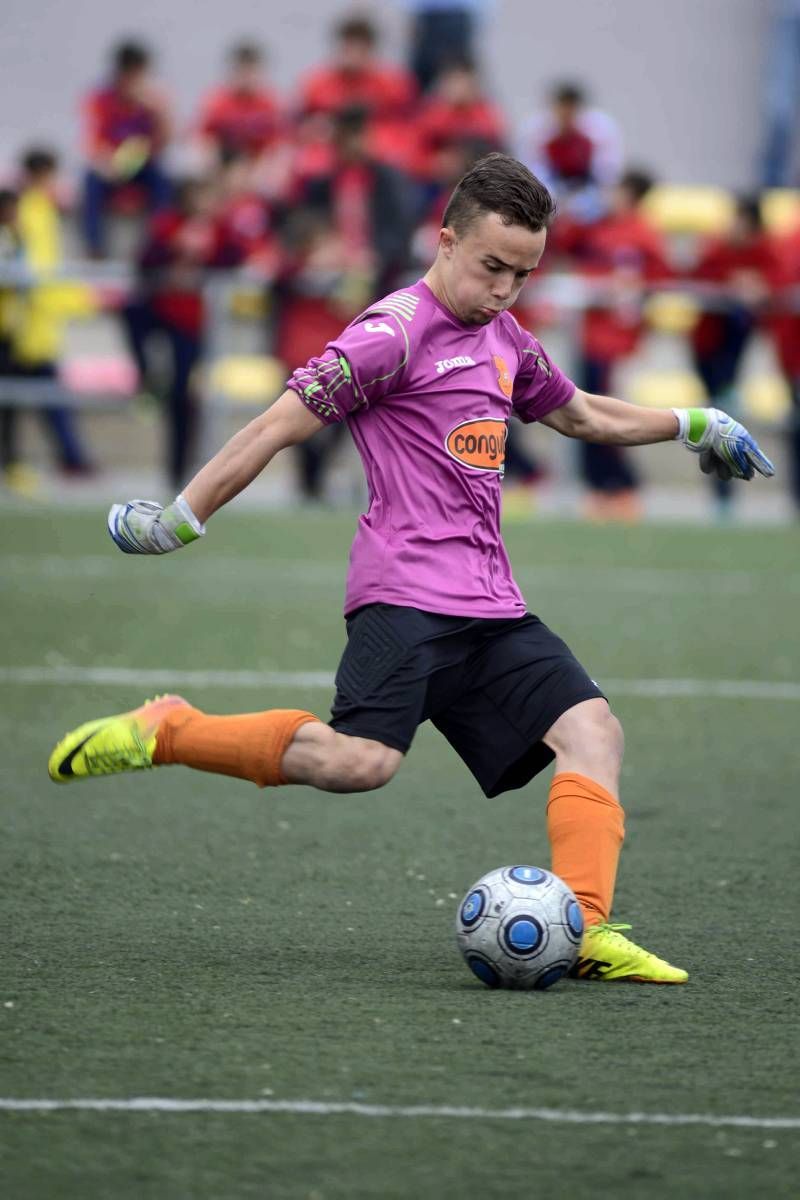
[1,260,797,430]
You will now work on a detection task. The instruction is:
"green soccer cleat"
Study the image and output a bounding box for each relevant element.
[48,694,189,783]
[570,923,688,984]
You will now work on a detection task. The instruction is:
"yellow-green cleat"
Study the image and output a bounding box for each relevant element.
[48,694,188,783]
[570,923,688,984]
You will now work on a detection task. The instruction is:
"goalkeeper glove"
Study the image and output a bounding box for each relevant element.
[107,494,205,554]
[673,407,775,481]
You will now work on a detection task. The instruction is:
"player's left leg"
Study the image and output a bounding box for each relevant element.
[541,698,625,927]
[543,699,687,983]
[433,616,687,984]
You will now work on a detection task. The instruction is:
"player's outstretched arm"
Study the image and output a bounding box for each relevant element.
[108,390,324,554]
[539,389,774,482]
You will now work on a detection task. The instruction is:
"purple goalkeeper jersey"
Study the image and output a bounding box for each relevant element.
[287,279,575,617]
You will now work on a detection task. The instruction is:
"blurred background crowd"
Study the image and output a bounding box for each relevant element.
[2,1,800,519]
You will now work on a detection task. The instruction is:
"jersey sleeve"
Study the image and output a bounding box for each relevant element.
[512,330,576,424]
[286,310,410,425]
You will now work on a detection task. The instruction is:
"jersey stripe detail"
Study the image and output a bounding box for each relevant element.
[369,292,419,322]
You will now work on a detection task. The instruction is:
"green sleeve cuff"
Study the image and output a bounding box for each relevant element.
[174,521,201,545]
[685,408,709,446]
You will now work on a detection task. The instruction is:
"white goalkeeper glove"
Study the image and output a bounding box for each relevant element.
[673,407,775,481]
[107,494,205,554]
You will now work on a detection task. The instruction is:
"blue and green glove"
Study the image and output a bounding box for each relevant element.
[673,408,775,481]
[107,495,205,554]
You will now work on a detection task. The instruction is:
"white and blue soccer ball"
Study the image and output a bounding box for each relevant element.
[455,865,584,990]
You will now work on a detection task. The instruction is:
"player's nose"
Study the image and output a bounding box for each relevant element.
[491,278,515,302]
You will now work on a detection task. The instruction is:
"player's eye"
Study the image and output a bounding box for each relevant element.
[484,262,502,273]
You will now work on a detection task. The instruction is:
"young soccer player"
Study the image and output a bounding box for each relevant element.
[49,155,774,983]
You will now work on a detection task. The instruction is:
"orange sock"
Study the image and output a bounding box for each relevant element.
[547,772,625,928]
[153,704,320,787]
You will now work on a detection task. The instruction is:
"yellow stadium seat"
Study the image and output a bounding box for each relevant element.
[629,371,790,423]
[208,355,286,405]
[641,185,735,236]
[628,370,706,409]
[741,375,791,422]
[643,291,700,334]
[229,289,269,320]
[760,189,800,234]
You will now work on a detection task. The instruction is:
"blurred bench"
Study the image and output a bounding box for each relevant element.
[642,185,800,237]
[629,369,791,422]
[0,354,139,411]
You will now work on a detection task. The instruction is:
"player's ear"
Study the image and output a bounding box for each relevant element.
[439,226,457,257]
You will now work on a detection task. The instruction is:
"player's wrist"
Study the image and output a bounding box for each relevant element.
[673,407,712,449]
[671,407,688,442]
[168,493,205,545]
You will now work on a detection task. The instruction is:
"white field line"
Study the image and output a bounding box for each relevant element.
[0,666,335,689]
[2,554,797,596]
[0,1098,797,1129]
[2,665,800,702]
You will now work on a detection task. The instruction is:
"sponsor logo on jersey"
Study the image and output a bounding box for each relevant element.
[445,418,507,473]
[493,354,514,398]
[435,355,477,375]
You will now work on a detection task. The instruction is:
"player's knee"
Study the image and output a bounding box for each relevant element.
[546,699,624,769]
[344,739,402,791]
[603,711,625,769]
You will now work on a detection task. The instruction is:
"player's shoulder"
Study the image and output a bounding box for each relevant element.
[345,284,428,346]
[497,309,540,352]
[496,311,556,378]
[362,285,426,327]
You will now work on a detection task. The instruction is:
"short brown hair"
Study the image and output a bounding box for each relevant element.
[335,16,377,44]
[443,153,556,236]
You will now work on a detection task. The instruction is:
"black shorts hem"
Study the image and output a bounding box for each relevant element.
[479,686,607,798]
[328,719,411,754]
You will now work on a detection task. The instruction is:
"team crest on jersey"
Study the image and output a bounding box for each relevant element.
[492,355,514,398]
[445,418,507,474]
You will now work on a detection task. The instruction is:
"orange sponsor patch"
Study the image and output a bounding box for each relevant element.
[445,418,507,473]
[493,354,514,399]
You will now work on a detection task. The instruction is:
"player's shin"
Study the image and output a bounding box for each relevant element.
[546,772,625,926]
[153,706,321,787]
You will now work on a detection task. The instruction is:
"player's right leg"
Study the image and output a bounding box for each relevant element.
[49,604,436,793]
[48,696,402,793]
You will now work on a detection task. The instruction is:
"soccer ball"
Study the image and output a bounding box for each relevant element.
[455,865,584,990]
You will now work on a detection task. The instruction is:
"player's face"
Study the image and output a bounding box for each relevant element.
[438,212,547,325]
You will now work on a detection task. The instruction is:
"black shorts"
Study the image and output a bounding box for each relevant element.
[329,603,605,798]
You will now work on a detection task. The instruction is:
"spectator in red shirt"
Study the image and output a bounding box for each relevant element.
[414,57,506,179]
[285,106,413,499]
[689,196,777,511]
[565,168,671,517]
[518,81,623,223]
[411,137,485,264]
[297,106,413,297]
[215,150,278,275]
[766,220,800,509]
[195,41,282,166]
[81,40,173,257]
[121,176,249,487]
[273,208,368,501]
[297,15,418,169]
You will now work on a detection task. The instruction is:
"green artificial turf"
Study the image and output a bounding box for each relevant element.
[1,509,798,1198]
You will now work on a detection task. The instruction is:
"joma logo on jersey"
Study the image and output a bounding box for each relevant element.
[445,418,507,473]
[435,355,476,374]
